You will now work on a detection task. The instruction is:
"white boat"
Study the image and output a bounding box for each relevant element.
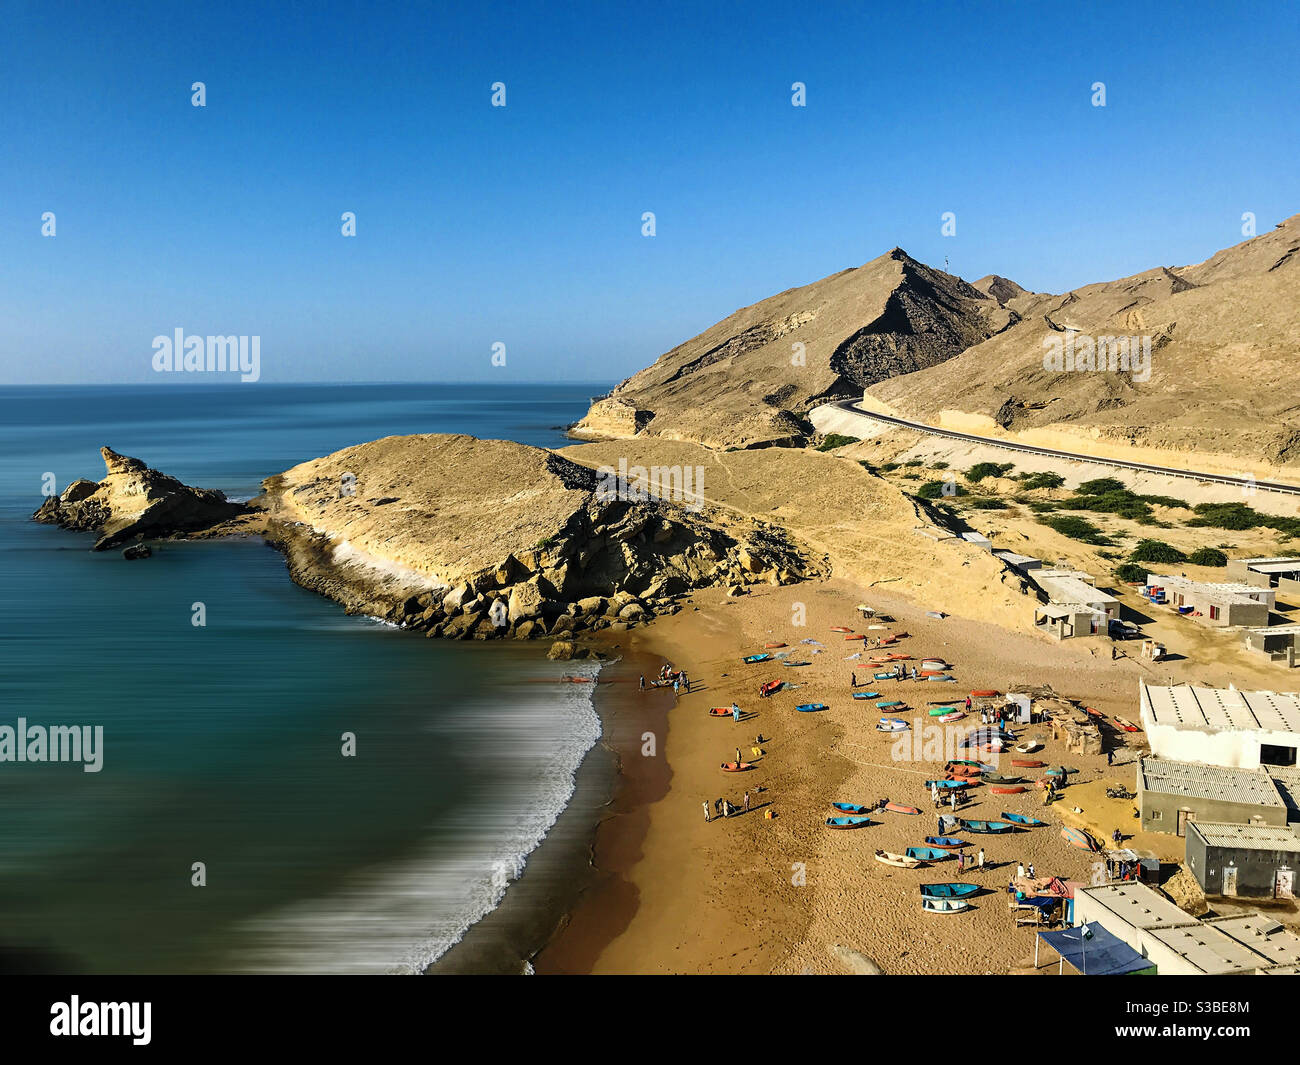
[922,896,971,914]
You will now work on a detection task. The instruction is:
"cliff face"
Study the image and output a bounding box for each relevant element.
[573,249,1010,449]
[259,433,819,639]
[32,447,247,550]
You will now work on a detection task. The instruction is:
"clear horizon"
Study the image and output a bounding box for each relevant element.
[2,0,1297,385]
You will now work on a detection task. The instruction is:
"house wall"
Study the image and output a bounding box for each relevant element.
[1189,842,1300,898]
[1224,601,1271,628]
[1281,577,1300,596]
[1139,788,1287,835]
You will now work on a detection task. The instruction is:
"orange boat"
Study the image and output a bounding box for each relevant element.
[845,633,866,641]
[884,801,921,815]
[764,642,787,649]
[886,653,912,660]
[708,707,735,717]
[948,765,982,777]
[721,762,755,772]
[1012,759,1046,768]
[990,785,1027,795]
[970,689,999,698]
[830,627,853,633]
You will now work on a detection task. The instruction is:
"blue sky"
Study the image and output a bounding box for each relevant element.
[1,0,1297,384]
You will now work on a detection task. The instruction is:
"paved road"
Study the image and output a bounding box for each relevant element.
[830,399,1300,498]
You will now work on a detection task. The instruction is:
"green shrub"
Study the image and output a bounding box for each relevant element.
[1038,514,1109,544]
[966,462,1015,482]
[1115,562,1147,583]
[1129,539,1186,563]
[904,459,924,467]
[879,462,900,472]
[917,480,965,500]
[1028,501,1057,513]
[930,461,949,470]
[1187,547,1228,567]
[1077,477,1127,495]
[816,433,860,452]
[1020,471,1065,490]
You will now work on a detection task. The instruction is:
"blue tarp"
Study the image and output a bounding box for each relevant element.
[1038,923,1156,975]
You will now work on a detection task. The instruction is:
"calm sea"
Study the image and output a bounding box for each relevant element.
[0,382,608,974]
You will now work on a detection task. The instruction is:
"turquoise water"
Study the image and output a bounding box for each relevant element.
[0,383,608,973]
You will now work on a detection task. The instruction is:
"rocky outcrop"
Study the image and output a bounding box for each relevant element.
[32,447,248,550]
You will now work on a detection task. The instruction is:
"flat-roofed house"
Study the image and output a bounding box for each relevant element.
[1226,556,1300,593]
[1184,821,1300,898]
[1145,573,1273,628]
[1032,568,1119,639]
[1138,681,1300,769]
[1244,623,1300,667]
[1138,756,1289,835]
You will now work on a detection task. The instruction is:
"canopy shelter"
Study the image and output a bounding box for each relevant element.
[1035,923,1157,975]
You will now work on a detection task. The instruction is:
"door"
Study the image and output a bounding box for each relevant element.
[1277,868,1295,900]
[1222,865,1238,896]
[1176,809,1194,837]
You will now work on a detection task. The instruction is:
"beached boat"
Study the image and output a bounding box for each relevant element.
[876,718,909,732]
[796,703,828,713]
[1115,716,1142,732]
[927,705,958,716]
[928,675,956,682]
[742,653,771,663]
[885,653,911,660]
[924,836,969,850]
[707,707,735,717]
[764,642,787,649]
[958,819,1018,834]
[1012,759,1046,768]
[920,659,948,670]
[721,763,755,774]
[982,773,1023,785]
[884,801,921,815]
[1085,707,1105,718]
[924,779,970,790]
[1044,766,1067,777]
[758,680,783,698]
[826,816,874,829]
[920,882,980,898]
[830,626,853,633]
[1061,827,1100,851]
[844,633,866,641]
[946,759,986,768]
[830,802,874,815]
[873,672,899,681]
[922,896,971,914]
[875,850,922,868]
[851,691,881,700]
[876,700,905,709]
[1001,811,1046,827]
[990,785,1027,795]
[937,711,965,723]
[970,689,999,698]
[906,846,952,861]
[947,765,981,777]
[1013,740,1042,754]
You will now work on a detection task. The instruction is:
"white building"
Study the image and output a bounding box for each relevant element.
[1138,681,1300,770]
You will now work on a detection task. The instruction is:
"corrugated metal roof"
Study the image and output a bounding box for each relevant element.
[1248,560,1300,573]
[1140,757,1285,807]
[1145,924,1270,974]
[1141,682,1300,735]
[1146,574,1271,607]
[1207,916,1300,966]
[1076,883,1198,930]
[1186,821,1300,851]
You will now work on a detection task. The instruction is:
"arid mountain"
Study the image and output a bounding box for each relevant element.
[573,249,1015,449]
[866,214,1300,467]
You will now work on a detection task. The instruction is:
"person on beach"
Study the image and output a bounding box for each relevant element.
[735,747,742,765]
[673,678,680,696]
[1028,863,1035,879]
[1017,862,1025,880]
[744,791,750,812]
[682,672,690,693]
[851,671,857,688]
[965,696,972,711]
[949,792,957,812]
[978,848,985,870]
[731,702,741,722]
[957,852,964,875]
[981,709,988,725]
[703,801,712,823]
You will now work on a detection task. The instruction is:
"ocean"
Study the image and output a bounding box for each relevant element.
[0,382,609,974]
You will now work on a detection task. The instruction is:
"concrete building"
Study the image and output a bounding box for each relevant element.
[959,531,992,551]
[1137,757,1289,835]
[1227,556,1300,593]
[1184,821,1300,898]
[1032,568,1119,640]
[1138,682,1300,769]
[992,550,1041,576]
[1244,624,1300,667]
[1072,882,1300,974]
[1269,765,1300,822]
[1145,573,1273,628]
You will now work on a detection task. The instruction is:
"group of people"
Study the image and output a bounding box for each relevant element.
[639,663,690,695]
[704,791,752,822]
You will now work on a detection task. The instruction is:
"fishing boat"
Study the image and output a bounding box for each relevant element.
[826,816,874,829]
[946,759,986,769]
[707,707,735,717]
[990,785,1027,795]
[884,801,921,815]
[927,706,958,717]
[742,653,771,663]
[830,802,874,815]
[918,671,947,679]
[876,718,909,732]
[958,819,1018,834]
[764,642,787,649]
[906,846,952,861]
[845,633,866,641]
[1115,716,1142,732]
[796,703,828,713]
[875,850,922,868]
[920,882,980,899]
[937,711,965,723]
[920,659,948,670]
[830,626,853,633]
[758,680,783,698]
[925,779,970,790]
[885,653,911,660]
[1061,827,1100,851]
[982,773,1023,785]
[1013,740,1042,754]
[970,689,999,698]
[873,672,898,681]
[781,661,811,667]
[1085,707,1105,718]
[1001,811,1046,827]
[1012,759,1046,768]
[923,836,969,850]
[720,761,755,772]
[928,675,956,682]
[851,691,881,700]
[1044,766,1067,777]
[922,896,971,914]
[876,700,905,709]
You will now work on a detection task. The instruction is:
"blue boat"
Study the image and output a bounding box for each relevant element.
[1001,811,1047,827]
[825,816,874,830]
[851,691,881,700]
[919,882,980,898]
[957,819,1018,834]
[876,700,904,708]
[782,660,811,667]
[924,836,969,850]
[831,802,874,815]
[924,779,969,789]
[796,703,828,713]
[743,653,771,663]
[905,846,952,861]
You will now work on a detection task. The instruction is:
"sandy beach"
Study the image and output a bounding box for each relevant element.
[536,574,1263,975]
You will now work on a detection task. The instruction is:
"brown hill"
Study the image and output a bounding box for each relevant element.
[573,249,1014,449]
